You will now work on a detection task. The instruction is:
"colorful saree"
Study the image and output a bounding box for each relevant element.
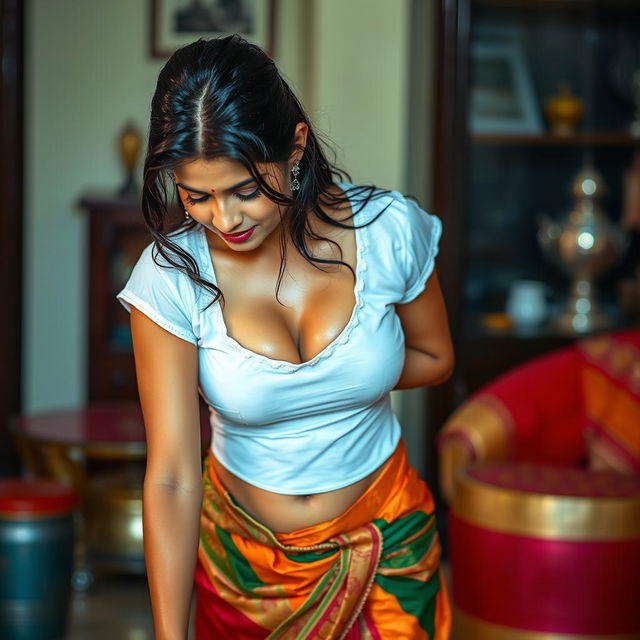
[194,439,451,639]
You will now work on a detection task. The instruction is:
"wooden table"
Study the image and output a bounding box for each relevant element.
[10,402,211,587]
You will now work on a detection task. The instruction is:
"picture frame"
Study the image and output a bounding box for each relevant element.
[150,0,277,59]
[468,42,543,135]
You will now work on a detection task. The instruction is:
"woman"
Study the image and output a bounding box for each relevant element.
[117,34,454,639]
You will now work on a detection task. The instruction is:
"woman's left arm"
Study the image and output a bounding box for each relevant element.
[393,266,454,390]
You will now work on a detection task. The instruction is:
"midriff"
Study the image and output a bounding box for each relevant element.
[210,453,386,533]
[207,186,385,533]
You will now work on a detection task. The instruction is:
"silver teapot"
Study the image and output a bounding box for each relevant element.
[537,166,630,333]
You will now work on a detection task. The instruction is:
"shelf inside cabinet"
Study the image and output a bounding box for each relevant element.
[470,132,640,146]
[472,0,639,11]
[432,0,640,507]
[462,307,634,341]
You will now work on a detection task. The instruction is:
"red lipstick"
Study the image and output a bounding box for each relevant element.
[220,226,256,243]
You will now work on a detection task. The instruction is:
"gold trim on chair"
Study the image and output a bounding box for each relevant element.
[439,437,469,504]
[452,468,640,540]
[453,606,640,640]
[438,394,514,503]
[442,394,514,462]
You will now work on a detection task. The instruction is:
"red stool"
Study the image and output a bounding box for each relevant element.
[450,463,640,639]
[0,479,79,640]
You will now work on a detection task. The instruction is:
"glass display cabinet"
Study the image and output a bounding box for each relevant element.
[430,0,640,482]
[78,192,152,402]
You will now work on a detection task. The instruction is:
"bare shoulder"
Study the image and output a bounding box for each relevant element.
[322,183,355,223]
[305,184,359,265]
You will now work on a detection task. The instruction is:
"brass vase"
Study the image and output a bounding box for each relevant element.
[118,120,142,196]
[543,82,585,136]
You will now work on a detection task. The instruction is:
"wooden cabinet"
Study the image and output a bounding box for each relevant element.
[78,193,151,402]
[78,193,185,402]
[430,0,640,465]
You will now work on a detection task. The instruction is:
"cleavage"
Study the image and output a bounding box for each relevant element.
[212,230,357,365]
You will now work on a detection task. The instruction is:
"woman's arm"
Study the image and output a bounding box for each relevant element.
[393,267,454,390]
[130,306,203,640]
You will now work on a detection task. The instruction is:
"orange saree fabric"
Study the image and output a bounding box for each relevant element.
[194,439,451,639]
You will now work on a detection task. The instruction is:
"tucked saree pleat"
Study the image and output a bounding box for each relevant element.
[195,440,451,639]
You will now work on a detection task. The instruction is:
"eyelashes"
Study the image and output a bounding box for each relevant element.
[235,188,261,202]
[184,188,261,206]
[185,194,207,205]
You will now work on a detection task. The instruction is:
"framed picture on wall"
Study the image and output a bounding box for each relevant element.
[150,0,277,59]
[468,42,543,135]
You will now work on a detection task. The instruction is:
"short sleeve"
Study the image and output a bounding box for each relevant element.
[116,243,199,345]
[396,196,443,304]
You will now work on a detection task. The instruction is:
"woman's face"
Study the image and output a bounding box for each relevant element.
[173,156,288,252]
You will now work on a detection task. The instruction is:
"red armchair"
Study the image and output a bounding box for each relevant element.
[437,329,640,639]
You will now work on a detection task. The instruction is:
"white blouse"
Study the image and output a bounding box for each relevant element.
[117,183,442,494]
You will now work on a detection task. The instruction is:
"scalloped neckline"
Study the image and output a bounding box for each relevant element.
[197,183,367,371]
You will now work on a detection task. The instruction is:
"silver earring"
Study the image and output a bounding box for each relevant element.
[184,209,190,219]
[290,161,301,191]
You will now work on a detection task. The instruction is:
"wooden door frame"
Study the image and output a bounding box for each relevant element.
[0,0,24,474]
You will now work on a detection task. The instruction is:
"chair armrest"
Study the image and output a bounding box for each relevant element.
[437,342,588,503]
[437,393,512,503]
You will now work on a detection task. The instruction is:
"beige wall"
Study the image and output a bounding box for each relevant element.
[23,0,306,411]
[24,0,438,473]
[309,0,411,189]
[25,0,166,411]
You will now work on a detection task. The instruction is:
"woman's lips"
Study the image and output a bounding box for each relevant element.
[220,226,256,243]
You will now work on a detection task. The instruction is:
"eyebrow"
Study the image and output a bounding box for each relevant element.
[176,174,265,196]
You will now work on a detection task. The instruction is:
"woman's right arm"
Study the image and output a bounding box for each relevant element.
[129,305,203,640]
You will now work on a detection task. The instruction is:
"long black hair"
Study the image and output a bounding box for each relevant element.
[142,34,392,310]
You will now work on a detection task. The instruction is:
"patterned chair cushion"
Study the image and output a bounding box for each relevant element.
[579,331,640,475]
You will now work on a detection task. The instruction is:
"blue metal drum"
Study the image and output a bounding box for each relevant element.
[0,479,79,640]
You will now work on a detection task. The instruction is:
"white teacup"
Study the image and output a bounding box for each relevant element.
[505,280,550,327]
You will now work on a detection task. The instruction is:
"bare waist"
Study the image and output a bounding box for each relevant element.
[209,451,389,534]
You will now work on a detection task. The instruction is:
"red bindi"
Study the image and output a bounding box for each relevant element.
[210,187,216,194]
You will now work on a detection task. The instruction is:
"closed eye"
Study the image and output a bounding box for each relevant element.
[234,187,261,201]
[184,187,261,206]
[185,193,208,205]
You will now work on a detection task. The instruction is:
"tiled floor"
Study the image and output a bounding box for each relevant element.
[66,573,195,640]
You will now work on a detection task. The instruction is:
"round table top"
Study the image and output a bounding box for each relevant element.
[10,403,211,456]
